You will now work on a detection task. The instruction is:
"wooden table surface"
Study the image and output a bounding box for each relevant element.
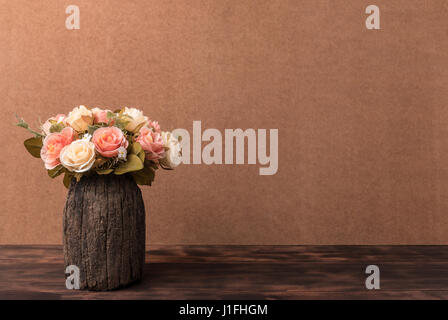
[1,245,448,299]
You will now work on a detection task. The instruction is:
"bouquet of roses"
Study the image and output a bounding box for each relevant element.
[16,105,181,187]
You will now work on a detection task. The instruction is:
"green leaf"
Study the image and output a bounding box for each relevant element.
[114,119,130,130]
[48,165,64,178]
[16,114,44,137]
[132,165,156,186]
[63,172,74,189]
[107,111,116,119]
[146,160,159,170]
[130,142,142,155]
[137,150,145,163]
[49,123,64,133]
[133,121,146,133]
[88,125,102,135]
[114,154,144,175]
[24,137,43,158]
[16,121,29,129]
[96,168,113,175]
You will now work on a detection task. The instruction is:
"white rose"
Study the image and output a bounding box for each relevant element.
[66,105,94,132]
[160,131,181,168]
[123,107,148,133]
[60,140,96,173]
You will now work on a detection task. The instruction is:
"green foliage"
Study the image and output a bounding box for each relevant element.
[87,124,102,135]
[147,160,159,170]
[63,171,74,188]
[132,121,146,134]
[62,171,82,187]
[16,110,164,188]
[132,165,156,186]
[106,109,133,130]
[49,123,64,133]
[16,115,44,137]
[129,141,146,163]
[24,137,43,158]
[114,117,131,130]
[137,150,145,162]
[48,165,64,178]
[130,142,142,155]
[96,168,113,175]
[132,160,158,185]
[114,154,144,175]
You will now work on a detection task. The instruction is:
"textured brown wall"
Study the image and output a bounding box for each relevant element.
[1,1,448,244]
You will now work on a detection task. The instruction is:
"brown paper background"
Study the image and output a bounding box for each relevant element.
[1,0,448,244]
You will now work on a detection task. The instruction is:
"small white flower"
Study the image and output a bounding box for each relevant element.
[117,147,127,161]
[82,133,92,142]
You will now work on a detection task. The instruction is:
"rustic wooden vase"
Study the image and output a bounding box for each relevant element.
[63,174,146,291]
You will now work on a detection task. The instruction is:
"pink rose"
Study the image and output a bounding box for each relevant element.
[92,107,111,124]
[92,126,129,158]
[136,126,165,160]
[42,114,66,135]
[40,127,76,169]
[148,120,161,133]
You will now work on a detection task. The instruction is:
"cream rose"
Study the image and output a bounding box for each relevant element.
[60,140,96,173]
[66,105,94,132]
[123,107,148,133]
[160,131,181,168]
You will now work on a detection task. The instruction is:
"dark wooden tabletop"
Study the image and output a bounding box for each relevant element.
[1,245,448,299]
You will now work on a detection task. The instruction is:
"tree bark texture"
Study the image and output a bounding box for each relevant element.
[63,174,146,291]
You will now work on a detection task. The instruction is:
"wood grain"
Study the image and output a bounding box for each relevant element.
[1,245,448,299]
[63,175,146,290]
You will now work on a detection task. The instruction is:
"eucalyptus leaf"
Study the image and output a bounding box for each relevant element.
[114,154,144,175]
[24,137,43,158]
